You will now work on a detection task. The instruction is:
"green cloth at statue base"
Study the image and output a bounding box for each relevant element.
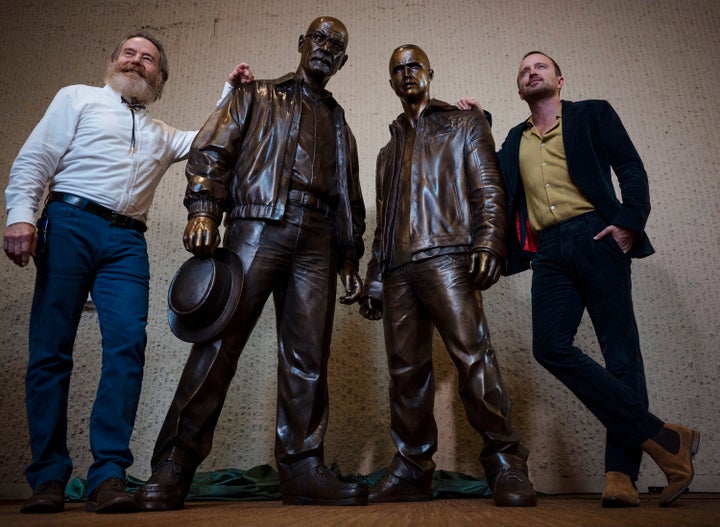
[64,463,491,502]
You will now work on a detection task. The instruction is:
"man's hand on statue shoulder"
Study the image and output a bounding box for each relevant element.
[228,63,254,87]
[456,97,482,112]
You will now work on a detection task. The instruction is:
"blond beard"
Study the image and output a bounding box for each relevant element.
[520,78,558,104]
[105,63,162,105]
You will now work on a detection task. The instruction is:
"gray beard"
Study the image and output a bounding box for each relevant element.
[105,68,160,105]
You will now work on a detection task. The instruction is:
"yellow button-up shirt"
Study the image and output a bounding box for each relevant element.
[519,116,594,232]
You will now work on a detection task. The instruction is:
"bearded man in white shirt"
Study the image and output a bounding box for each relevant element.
[3,31,251,514]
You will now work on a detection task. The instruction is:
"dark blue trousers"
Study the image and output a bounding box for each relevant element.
[25,201,148,494]
[531,211,663,479]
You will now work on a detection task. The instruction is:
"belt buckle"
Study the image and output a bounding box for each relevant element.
[110,211,128,227]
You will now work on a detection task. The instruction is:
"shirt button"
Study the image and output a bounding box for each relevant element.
[545,183,551,188]
[550,205,556,210]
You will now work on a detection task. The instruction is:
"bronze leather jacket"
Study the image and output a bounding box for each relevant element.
[184,73,365,264]
[364,99,506,299]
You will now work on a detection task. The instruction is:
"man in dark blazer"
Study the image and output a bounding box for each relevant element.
[496,51,699,508]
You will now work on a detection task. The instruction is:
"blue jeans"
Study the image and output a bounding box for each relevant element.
[531,211,663,479]
[25,201,149,494]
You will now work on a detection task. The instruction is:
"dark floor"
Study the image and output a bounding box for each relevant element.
[1,493,719,527]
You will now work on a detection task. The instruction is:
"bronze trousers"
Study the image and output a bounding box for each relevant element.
[152,204,338,480]
[381,253,528,484]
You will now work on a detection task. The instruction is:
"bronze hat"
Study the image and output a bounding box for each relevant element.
[167,248,243,343]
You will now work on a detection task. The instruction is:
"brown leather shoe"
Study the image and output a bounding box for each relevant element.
[601,471,640,508]
[641,423,700,507]
[281,464,368,506]
[491,469,537,507]
[20,480,65,513]
[135,460,195,511]
[368,472,432,503]
[85,477,138,513]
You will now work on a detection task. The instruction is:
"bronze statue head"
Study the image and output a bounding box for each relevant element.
[388,44,434,104]
[297,16,348,90]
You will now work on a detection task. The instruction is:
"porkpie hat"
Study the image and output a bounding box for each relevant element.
[167,248,244,343]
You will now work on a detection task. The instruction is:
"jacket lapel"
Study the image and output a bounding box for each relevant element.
[561,100,578,170]
[504,124,524,203]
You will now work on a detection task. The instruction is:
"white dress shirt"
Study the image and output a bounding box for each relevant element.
[5,82,233,226]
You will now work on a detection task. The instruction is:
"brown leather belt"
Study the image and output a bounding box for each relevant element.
[287,189,333,215]
[49,192,147,233]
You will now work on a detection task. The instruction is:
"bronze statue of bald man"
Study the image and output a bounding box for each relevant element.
[361,45,536,507]
[136,16,367,509]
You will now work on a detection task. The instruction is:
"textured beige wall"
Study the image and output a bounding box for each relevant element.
[1,0,719,498]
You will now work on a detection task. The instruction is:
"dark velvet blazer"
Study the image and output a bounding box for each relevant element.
[498,99,654,275]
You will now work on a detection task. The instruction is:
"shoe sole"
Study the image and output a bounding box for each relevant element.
[135,486,187,511]
[659,429,700,508]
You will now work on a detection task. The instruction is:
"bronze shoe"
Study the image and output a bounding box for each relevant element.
[85,477,138,513]
[20,480,65,513]
[641,423,700,507]
[368,471,432,503]
[135,460,195,511]
[601,471,640,508]
[491,469,537,507]
[281,464,368,506]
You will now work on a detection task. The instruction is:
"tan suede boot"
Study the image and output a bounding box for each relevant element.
[601,471,640,507]
[641,423,700,507]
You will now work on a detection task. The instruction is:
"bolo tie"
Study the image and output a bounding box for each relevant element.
[121,97,146,155]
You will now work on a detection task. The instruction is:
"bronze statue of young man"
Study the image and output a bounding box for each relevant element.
[136,16,367,509]
[360,45,536,507]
